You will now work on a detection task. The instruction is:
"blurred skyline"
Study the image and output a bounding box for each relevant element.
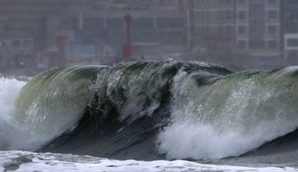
[1,0,298,75]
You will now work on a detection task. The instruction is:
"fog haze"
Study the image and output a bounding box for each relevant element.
[0,0,297,76]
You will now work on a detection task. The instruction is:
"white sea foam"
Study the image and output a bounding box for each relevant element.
[1,69,95,150]
[157,67,298,160]
[0,77,26,116]
[0,151,296,172]
[0,77,26,150]
[157,119,297,160]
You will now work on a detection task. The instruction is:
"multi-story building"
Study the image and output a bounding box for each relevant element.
[81,0,188,54]
[189,0,233,51]
[0,35,34,71]
[281,0,298,58]
[1,0,189,64]
[238,0,280,56]
[2,0,289,63]
[189,0,281,57]
[0,0,95,50]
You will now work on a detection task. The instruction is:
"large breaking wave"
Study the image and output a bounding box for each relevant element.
[1,61,298,161]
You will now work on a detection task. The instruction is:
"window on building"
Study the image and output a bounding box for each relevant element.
[189,0,195,7]
[195,27,200,36]
[201,26,206,34]
[135,31,155,42]
[198,0,208,4]
[84,18,104,32]
[196,11,201,21]
[268,40,277,49]
[134,18,154,30]
[238,40,246,49]
[113,0,123,4]
[249,40,265,49]
[218,0,233,4]
[23,40,33,47]
[268,10,278,20]
[160,0,166,5]
[167,0,175,5]
[217,10,224,20]
[225,25,232,35]
[179,0,183,5]
[201,11,205,20]
[268,25,277,35]
[287,38,298,47]
[205,11,209,19]
[225,10,233,19]
[218,25,224,34]
[268,0,276,4]
[206,25,210,34]
[106,18,123,29]
[238,25,246,34]
[238,0,245,4]
[156,18,184,29]
[11,40,21,47]
[197,26,207,36]
[196,11,204,21]
[238,10,246,19]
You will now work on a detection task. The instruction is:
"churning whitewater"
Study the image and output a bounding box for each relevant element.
[1,61,298,166]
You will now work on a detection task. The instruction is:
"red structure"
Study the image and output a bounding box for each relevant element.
[122,13,132,59]
[56,36,67,67]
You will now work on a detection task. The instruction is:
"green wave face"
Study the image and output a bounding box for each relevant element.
[156,66,298,160]
[10,61,229,150]
[13,66,106,150]
[7,61,298,160]
[172,67,298,133]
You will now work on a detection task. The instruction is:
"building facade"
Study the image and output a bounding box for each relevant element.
[281,0,298,57]
[0,0,189,64]
[0,35,34,71]
[189,0,280,56]
[0,0,95,50]
[81,0,188,55]
[1,0,294,65]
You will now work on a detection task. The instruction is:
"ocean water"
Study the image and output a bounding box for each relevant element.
[0,61,298,172]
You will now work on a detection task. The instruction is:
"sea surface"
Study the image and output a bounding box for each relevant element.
[1,61,298,172]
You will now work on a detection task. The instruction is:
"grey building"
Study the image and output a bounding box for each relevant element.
[281,0,298,57]
[0,0,188,54]
[0,0,94,50]
[189,0,281,57]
